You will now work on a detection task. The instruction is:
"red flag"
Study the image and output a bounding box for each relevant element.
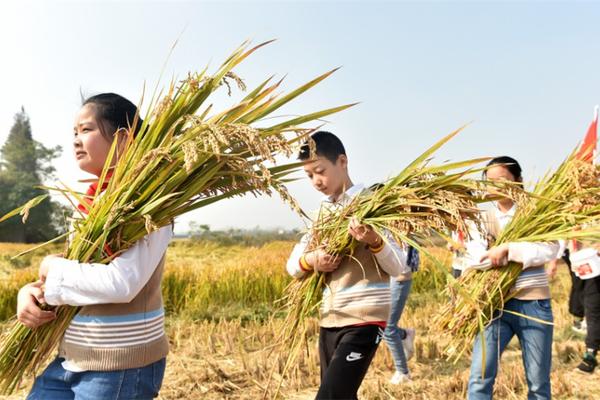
[576,106,598,163]
[572,107,597,251]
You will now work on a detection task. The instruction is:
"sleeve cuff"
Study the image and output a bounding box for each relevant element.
[372,243,394,263]
[369,240,386,254]
[507,243,526,264]
[299,255,313,272]
[43,258,78,306]
[508,242,555,269]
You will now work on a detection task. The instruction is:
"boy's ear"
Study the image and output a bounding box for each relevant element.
[337,154,348,169]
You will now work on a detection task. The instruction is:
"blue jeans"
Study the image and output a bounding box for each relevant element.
[27,357,166,400]
[468,298,553,400]
[383,279,412,374]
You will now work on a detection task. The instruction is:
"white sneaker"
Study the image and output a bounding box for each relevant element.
[390,371,411,384]
[402,328,416,360]
[573,319,588,335]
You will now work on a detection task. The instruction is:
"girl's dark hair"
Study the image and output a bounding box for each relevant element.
[83,93,143,141]
[485,156,523,181]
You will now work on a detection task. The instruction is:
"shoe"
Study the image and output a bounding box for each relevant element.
[402,328,416,360]
[576,352,597,374]
[572,318,587,335]
[390,371,411,384]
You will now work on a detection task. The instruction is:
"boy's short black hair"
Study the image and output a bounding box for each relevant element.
[298,131,346,164]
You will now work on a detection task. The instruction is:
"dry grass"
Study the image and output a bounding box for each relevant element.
[159,263,600,400]
[0,242,598,399]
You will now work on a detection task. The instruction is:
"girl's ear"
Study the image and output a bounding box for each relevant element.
[115,128,130,155]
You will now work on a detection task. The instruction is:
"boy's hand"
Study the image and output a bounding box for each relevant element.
[17,281,56,329]
[480,244,510,267]
[305,249,341,273]
[348,217,381,248]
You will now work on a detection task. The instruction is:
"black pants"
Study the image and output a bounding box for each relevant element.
[565,249,600,350]
[316,325,383,400]
[569,269,586,318]
[564,250,585,318]
[582,275,600,350]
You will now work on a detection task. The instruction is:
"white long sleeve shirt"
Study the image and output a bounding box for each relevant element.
[464,204,561,269]
[44,225,173,306]
[493,203,560,267]
[286,184,410,278]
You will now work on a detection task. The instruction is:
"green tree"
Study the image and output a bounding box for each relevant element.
[0,108,64,243]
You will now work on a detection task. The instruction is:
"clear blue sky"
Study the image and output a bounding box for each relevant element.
[1,0,599,233]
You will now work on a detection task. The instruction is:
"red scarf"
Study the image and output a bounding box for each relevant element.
[77,172,114,256]
[77,172,112,214]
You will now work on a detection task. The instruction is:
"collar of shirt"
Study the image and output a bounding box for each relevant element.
[322,183,365,205]
[493,202,517,230]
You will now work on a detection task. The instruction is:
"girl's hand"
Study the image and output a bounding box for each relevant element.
[447,241,464,252]
[348,217,381,248]
[480,244,510,267]
[546,259,559,280]
[17,281,56,329]
[305,249,341,273]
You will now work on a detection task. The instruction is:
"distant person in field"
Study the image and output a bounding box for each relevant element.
[465,157,561,400]
[383,243,419,385]
[547,245,586,335]
[448,199,486,279]
[286,131,411,399]
[449,229,468,278]
[17,93,171,399]
[570,244,600,374]
[448,219,487,279]
[548,240,600,374]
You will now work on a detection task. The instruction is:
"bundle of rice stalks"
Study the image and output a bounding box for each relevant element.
[435,151,600,363]
[266,127,492,397]
[0,40,354,394]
